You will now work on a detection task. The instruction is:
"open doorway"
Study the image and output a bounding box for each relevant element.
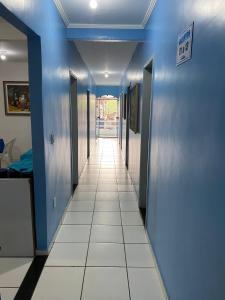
[0,16,36,258]
[70,74,78,192]
[87,90,90,158]
[119,94,123,149]
[96,95,119,138]
[0,17,31,165]
[139,60,154,224]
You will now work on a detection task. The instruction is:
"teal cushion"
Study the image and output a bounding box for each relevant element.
[9,149,33,173]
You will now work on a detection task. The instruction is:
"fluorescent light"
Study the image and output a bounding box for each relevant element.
[90,0,98,9]
[104,73,109,78]
[0,54,6,61]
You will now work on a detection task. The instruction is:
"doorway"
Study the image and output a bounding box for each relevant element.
[87,90,90,158]
[70,74,78,193]
[119,93,123,149]
[0,4,43,259]
[0,17,34,255]
[125,87,130,168]
[139,60,154,223]
[96,96,119,138]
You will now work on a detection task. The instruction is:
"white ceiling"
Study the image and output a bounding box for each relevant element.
[56,1,157,85]
[55,0,156,28]
[75,41,138,85]
[0,17,28,62]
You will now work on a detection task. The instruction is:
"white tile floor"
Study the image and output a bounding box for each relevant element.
[0,258,32,300]
[32,139,165,300]
[0,288,18,300]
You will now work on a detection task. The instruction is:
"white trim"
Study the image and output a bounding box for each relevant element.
[35,249,49,256]
[54,0,157,30]
[142,0,157,27]
[53,0,70,26]
[35,195,73,256]
[68,23,144,30]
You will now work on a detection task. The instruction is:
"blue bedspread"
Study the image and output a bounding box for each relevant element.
[9,149,33,173]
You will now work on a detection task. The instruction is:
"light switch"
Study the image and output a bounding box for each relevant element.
[53,197,57,208]
[50,133,55,145]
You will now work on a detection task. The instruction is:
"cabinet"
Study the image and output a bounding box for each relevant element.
[0,179,35,257]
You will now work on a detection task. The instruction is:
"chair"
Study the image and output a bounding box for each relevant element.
[0,138,4,153]
[0,138,16,168]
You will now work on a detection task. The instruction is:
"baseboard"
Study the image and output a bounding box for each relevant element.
[35,195,73,256]
[72,183,77,193]
[146,233,169,300]
[35,249,50,256]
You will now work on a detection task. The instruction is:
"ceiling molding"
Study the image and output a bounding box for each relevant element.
[68,23,144,30]
[54,0,156,29]
[142,0,157,27]
[53,0,70,26]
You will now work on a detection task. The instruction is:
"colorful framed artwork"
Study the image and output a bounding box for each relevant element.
[129,83,140,134]
[123,93,127,120]
[3,81,30,116]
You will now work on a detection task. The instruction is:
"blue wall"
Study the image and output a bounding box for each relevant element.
[96,85,120,98]
[0,1,95,251]
[121,1,225,299]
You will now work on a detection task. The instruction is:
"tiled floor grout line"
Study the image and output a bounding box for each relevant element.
[0,286,20,288]
[120,199,131,300]
[79,189,97,299]
[119,183,132,300]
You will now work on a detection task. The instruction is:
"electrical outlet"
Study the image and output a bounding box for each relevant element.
[53,197,57,208]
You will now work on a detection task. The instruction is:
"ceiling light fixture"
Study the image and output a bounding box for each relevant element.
[104,72,109,78]
[90,0,98,9]
[0,52,7,61]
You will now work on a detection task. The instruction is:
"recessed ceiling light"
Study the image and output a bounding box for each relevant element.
[105,73,109,78]
[0,54,6,61]
[90,0,98,9]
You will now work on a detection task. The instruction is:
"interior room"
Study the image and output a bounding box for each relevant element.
[0,17,32,167]
[0,16,34,298]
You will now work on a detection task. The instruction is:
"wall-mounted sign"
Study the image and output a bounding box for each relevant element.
[176,23,194,66]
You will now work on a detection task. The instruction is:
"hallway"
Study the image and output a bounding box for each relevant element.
[32,139,165,300]
[1,0,225,298]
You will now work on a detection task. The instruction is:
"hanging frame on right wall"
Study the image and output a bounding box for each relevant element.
[123,93,127,120]
[129,83,140,134]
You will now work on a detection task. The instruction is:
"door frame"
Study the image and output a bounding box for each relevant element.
[0,3,46,251]
[125,86,131,168]
[69,72,78,193]
[139,58,154,225]
[96,97,119,138]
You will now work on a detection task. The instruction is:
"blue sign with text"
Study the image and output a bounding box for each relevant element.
[176,23,194,66]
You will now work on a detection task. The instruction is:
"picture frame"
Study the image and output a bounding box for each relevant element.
[129,83,140,134]
[3,81,30,116]
[123,93,127,120]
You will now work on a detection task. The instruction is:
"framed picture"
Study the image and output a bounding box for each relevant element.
[129,83,140,134]
[3,81,30,116]
[123,93,127,120]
